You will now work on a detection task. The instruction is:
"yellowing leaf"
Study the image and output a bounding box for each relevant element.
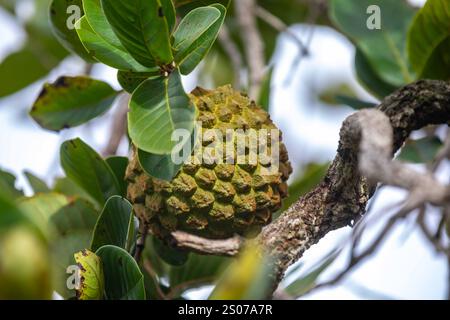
[74,249,104,300]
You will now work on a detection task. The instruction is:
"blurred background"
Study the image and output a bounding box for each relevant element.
[1,0,448,299]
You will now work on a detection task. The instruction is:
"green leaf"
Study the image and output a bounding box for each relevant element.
[50,198,99,298]
[50,0,96,62]
[285,250,339,297]
[168,252,230,293]
[0,168,23,199]
[82,0,124,48]
[173,5,226,75]
[75,16,155,72]
[152,237,189,266]
[258,68,273,112]
[53,177,97,206]
[24,171,50,194]
[162,0,177,32]
[101,0,173,67]
[407,0,450,80]
[90,196,134,252]
[74,249,105,300]
[210,243,273,300]
[397,136,443,164]
[354,47,398,99]
[96,245,146,300]
[334,95,376,110]
[117,71,159,94]
[135,106,197,181]
[128,71,196,154]
[105,156,129,197]
[330,0,416,86]
[31,76,118,132]
[19,193,69,235]
[60,138,122,206]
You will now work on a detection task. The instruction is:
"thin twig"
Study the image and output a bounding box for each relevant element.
[235,0,265,99]
[103,94,129,157]
[218,25,243,90]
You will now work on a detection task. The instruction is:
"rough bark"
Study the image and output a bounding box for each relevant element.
[258,80,450,284]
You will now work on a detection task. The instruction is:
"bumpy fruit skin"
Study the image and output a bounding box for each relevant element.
[126,85,292,240]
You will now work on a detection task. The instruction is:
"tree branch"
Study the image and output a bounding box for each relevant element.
[168,80,450,292]
[235,0,265,99]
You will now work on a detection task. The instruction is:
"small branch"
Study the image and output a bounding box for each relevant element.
[255,6,308,55]
[103,94,129,157]
[235,0,265,99]
[218,25,243,90]
[170,231,243,256]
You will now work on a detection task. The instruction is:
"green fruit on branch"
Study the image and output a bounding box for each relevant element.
[126,85,292,240]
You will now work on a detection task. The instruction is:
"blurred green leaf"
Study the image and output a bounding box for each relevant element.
[354,48,398,100]
[281,163,329,212]
[285,250,339,297]
[330,0,416,87]
[0,168,23,199]
[397,136,443,164]
[152,237,189,266]
[74,249,104,300]
[96,245,146,300]
[60,138,122,206]
[173,4,226,75]
[75,17,154,71]
[24,171,50,194]
[258,67,273,112]
[128,71,196,154]
[53,177,97,206]
[168,252,230,296]
[117,71,159,94]
[50,0,96,62]
[334,95,376,110]
[210,243,273,300]
[50,198,99,298]
[90,196,134,252]
[101,0,173,67]
[31,76,117,132]
[407,0,450,80]
[105,156,129,197]
[19,193,69,235]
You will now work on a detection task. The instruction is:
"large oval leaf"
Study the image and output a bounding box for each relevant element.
[50,0,95,62]
[105,156,129,197]
[90,196,134,252]
[96,245,146,300]
[60,138,122,206]
[128,71,196,154]
[75,17,154,72]
[407,0,450,80]
[330,0,416,86]
[117,71,159,94]
[83,0,123,48]
[101,0,173,67]
[30,76,118,132]
[173,5,226,75]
